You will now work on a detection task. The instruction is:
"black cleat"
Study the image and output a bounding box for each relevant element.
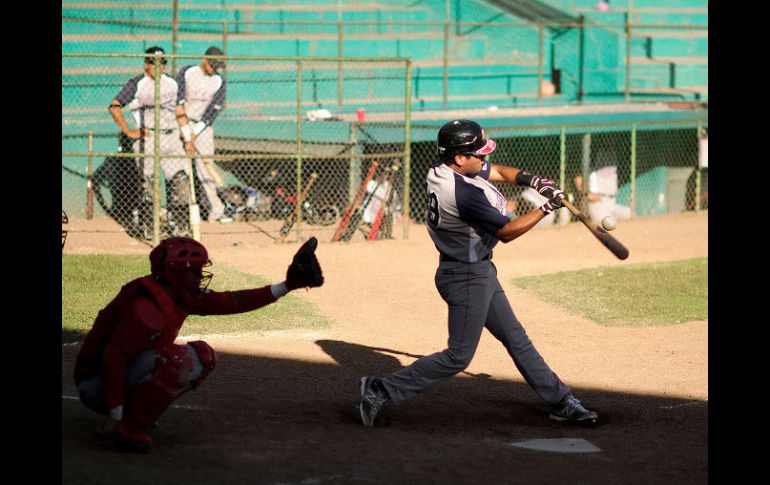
[359,376,390,426]
[549,393,599,426]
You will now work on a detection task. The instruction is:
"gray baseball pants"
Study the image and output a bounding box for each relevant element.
[191,127,226,221]
[380,259,571,406]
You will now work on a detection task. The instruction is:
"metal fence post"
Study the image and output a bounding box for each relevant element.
[443,19,449,108]
[625,11,632,101]
[538,23,544,106]
[558,126,568,225]
[86,131,94,220]
[630,124,637,218]
[403,58,412,239]
[153,54,162,245]
[338,21,344,112]
[295,59,304,241]
[696,121,703,212]
[172,0,179,75]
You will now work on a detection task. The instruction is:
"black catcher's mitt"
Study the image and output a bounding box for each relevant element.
[286,236,325,290]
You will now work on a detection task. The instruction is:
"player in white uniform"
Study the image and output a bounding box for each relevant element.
[109,46,191,237]
[175,46,229,223]
[358,119,599,427]
[109,46,189,187]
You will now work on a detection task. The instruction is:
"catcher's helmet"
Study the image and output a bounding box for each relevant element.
[437,119,496,161]
[150,237,212,297]
[61,210,68,250]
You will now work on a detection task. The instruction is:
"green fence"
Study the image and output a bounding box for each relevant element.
[62,53,412,245]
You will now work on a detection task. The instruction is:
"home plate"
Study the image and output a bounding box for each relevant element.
[507,438,602,454]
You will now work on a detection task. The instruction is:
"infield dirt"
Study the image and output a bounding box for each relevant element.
[62,211,708,484]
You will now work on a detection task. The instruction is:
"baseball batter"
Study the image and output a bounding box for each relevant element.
[175,46,229,222]
[74,236,324,454]
[359,119,599,427]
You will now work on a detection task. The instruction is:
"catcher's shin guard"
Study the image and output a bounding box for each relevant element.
[116,341,217,450]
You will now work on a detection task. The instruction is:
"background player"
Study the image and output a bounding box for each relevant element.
[108,46,190,202]
[73,236,324,453]
[175,46,230,223]
[358,119,598,428]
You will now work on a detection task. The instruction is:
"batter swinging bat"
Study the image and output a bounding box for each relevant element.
[560,198,629,260]
[277,172,318,242]
[332,161,379,242]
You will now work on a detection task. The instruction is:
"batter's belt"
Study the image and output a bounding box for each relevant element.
[439,252,492,263]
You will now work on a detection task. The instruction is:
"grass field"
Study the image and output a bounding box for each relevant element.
[61,254,330,344]
[513,257,708,326]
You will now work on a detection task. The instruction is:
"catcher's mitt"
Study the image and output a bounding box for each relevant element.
[286,236,325,290]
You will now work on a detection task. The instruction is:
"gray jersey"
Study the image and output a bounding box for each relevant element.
[176,65,226,125]
[114,74,179,131]
[426,161,510,263]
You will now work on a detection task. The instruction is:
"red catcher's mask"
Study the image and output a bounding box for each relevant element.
[149,237,213,304]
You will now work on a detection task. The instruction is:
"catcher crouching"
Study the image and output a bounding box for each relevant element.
[73,236,324,454]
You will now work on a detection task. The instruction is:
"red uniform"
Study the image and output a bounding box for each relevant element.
[72,235,323,453]
[74,275,276,409]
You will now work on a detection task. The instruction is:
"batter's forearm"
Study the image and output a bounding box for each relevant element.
[496,209,546,242]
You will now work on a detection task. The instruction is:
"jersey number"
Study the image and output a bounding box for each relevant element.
[427,192,440,228]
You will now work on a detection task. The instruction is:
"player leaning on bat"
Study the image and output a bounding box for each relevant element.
[73,236,324,454]
[359,119,599,427]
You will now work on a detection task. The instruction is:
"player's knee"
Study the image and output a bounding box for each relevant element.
[155,341,216,390]
[186,340,217,388]
[444,351,473,373]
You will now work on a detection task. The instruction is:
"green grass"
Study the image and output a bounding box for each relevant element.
[512,258,708,327]
[62,254,330,344]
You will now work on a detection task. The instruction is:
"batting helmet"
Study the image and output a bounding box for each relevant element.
[437,119,496,161]
[150,237,212,297]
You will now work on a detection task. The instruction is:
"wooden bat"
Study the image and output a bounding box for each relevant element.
[367,165,399,241]
[331,161,379,242]
[277,172,318,242]
[340,165,391,242]
[560,198,629,260]
[187,155,202,241]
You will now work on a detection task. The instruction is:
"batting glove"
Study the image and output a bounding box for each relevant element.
[540,195,563,215]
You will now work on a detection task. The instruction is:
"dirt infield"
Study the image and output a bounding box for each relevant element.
[62,212,708,484]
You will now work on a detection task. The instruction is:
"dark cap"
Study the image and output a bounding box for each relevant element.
[144,46,167,64]
[205,46,226,69]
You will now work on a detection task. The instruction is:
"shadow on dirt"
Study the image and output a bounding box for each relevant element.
[62,340,707,484]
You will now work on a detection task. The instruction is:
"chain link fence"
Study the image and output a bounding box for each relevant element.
[405,119,707,228]
[63,53,412,245]
[63,1,707,107]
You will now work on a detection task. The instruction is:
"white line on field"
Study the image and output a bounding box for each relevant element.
[62,395,205,411]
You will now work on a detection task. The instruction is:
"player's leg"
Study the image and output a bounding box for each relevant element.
[193,129,227,221]
[377,261,495,403]
[77,349,158,416]
[484,273,598,425]
[483,274,570,403]
[113,341,217,453]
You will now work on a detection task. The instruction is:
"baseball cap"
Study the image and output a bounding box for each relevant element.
[205,46,226,69]
[144,46,167,64]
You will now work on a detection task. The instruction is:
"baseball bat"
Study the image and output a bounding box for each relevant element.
[367,165,399,241]
[277,172,318,242]
[187,154,202,241]
[560,198,629,260]
[331,161,379,242]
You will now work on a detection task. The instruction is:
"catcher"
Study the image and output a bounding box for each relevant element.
[73,236,324,454]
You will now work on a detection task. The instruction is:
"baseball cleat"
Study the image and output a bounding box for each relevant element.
[549,393,599,426]
[359,376,390,426]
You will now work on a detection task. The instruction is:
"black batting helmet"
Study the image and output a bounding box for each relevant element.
[437,119,496,161]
